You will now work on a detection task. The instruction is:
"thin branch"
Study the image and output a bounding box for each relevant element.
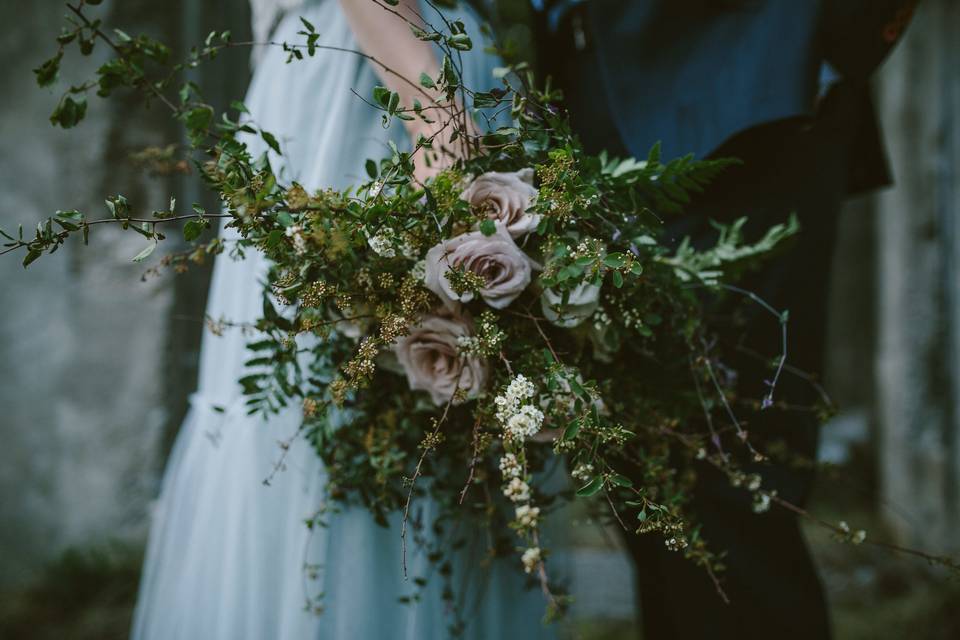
[400,366,461,578]
[771,495,960,572]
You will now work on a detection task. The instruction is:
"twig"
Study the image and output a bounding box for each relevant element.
[458,416,484,504]
[604,491,629,531]
[263,399,330,486]
[689,352,727,461]
[400,367,461,578]
[771,495,960,572]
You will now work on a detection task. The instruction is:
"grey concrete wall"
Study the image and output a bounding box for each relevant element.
[0,0,176,588]
[873,0,960,553]
[0,0,248,589]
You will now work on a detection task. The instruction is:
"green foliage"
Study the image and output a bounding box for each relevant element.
[1,0,845,626]
[664,214,800,285]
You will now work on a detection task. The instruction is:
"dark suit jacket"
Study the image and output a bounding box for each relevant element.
[587,0,918,162]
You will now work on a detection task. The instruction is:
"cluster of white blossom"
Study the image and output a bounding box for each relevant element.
[503,476,531,503]
[515,504,540,528]
[664,536,689,552]
[505,405,545,440]
[494,375,543,440]
[366,228,396,258]
[495,375,536,420]
[498,453,522,478]
[410,258,427,281]
[571,462,594,483]
[752,489,775,514]
[521,547,541,574]
[367,227,418,260]
[456,335,481,354]
[285,224,307,255]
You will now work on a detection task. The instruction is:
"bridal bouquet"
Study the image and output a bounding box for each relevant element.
[11,0,951,624]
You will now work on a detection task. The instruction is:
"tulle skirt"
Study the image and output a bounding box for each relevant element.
[131,2,561,638]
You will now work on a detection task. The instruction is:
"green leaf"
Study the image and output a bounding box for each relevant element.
[479,219,497,236]
[568,376,587,398]
[563,419,582,440]
[612,270,624,288]
[647,142,662,165]
[447,34,472,51]
[183,105,214,131]
[34,52,63,87]
[22,249,42,268]
[387,91,400,115]
[132,238,158,262]
[603,253,627,268]
[299,17,315,32]
[419,72,435,89]
[576,476,605,497]
[183,219,207,242]
[260,130,282,155]
[610,473,634,488]
[265,228,284,248]
[473,92,498,108]
[49,95,87,129]
[365,159,378,179]
[372,86,391,107]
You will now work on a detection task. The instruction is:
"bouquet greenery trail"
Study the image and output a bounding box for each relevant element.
[6,0,957,626]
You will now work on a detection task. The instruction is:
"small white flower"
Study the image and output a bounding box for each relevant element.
[752,490,775,514]
[664,536,688,552]
[747,474,762,492]
[499,453,522,478]
[503,477,530,503]
[366,229,396,258]
[521,547,542,574]
[399,234,419,260]
[285,224,308,255]
[494,374,537,423]
[515,504,540,528]
[410,259,427,281]
[504,405,544,440]
[571,463,594,483]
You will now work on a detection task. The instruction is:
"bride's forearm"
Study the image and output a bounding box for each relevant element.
[340,0,440,134]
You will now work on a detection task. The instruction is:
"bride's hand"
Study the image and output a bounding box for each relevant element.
[338,0,481,186]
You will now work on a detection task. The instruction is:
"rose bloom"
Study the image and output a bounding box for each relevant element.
[424,227,538,311]
[393,311,489,405]
[461,168,540,238]
[540,282,601,328]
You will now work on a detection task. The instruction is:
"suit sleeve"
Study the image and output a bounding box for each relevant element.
[822,0,920,80]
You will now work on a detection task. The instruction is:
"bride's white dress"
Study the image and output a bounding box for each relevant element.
[132,1,560,638]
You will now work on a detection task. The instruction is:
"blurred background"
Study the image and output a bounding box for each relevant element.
[1,0,958,638]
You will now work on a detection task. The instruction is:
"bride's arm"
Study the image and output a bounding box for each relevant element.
[339,0,438,112]
[339,0,465,179]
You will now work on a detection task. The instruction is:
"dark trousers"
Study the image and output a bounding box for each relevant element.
[542,18,882,639]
